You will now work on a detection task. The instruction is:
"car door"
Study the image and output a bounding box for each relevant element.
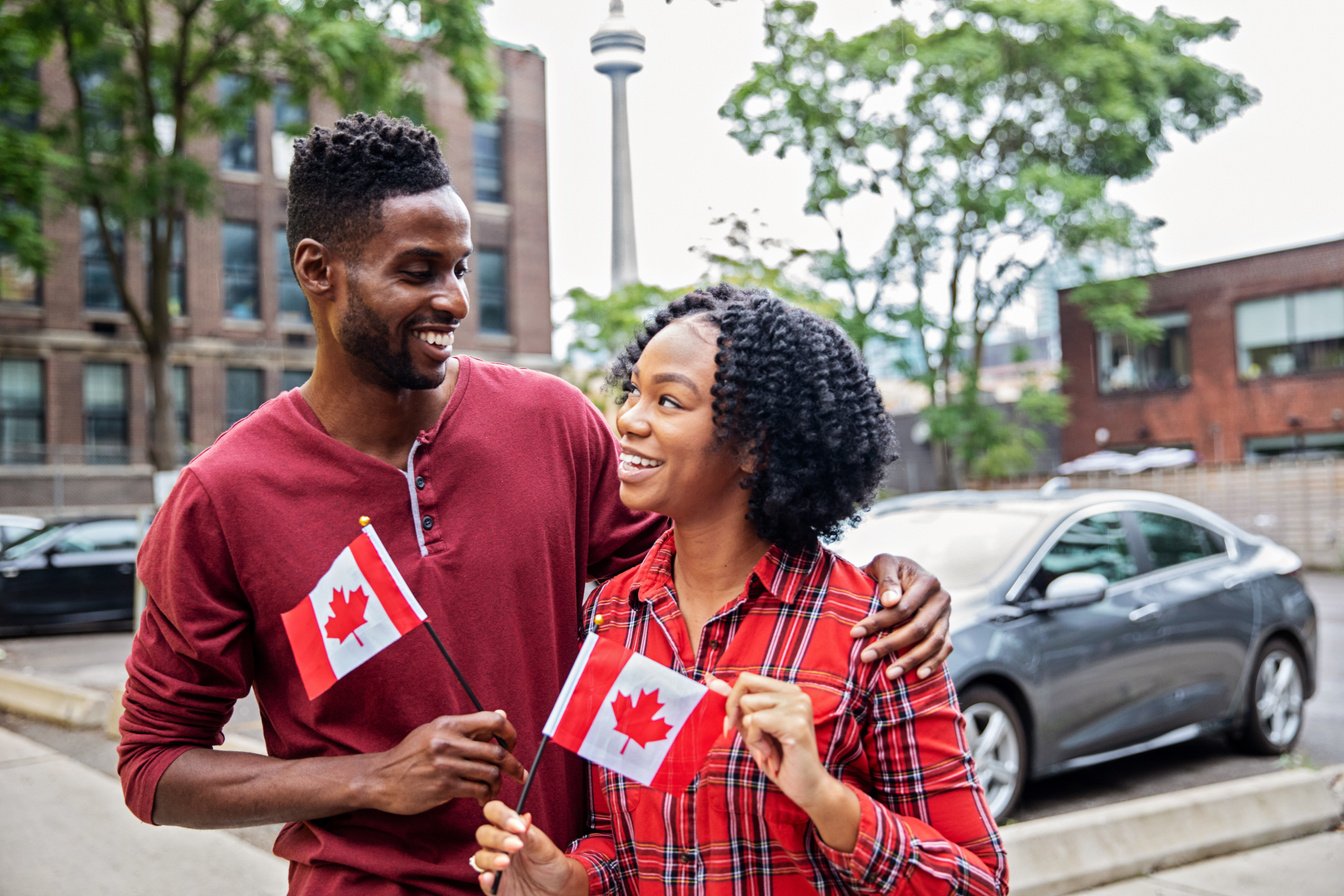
[50,519,140,624]
[1125,508,1254,727]
[1013,509,1174,768]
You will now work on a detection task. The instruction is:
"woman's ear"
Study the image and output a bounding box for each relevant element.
[293,238,338,301]
[737,443,759,475]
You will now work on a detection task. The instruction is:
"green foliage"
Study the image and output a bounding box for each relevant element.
[566,281,686,369]
[0,0,497,469]
[721,0,1257,485]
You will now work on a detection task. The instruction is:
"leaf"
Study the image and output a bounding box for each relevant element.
[610,689,674,755]
[325,586,369,647]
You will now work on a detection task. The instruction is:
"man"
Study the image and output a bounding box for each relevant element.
[118,112,952,895]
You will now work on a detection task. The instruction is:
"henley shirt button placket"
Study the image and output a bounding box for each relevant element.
[415,475,426,490]
[421,514,434,531]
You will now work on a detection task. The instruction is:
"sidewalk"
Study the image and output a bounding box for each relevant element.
[1,633,1342,895]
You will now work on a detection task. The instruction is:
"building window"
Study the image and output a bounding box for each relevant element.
[1236,288,1344,379]
[275,227,308,321]
[271,83,307,178]
[1096,312,1190,394]
[222,221,260,320]
[473,120,504,203]
[225,367,264,426]
[84,362,128,464]
[144,218,186,317]
[476,249,507,334]
[218,74,257,172]
[0,359,44,464]
[171,365,191,457]
[82,208,124,311]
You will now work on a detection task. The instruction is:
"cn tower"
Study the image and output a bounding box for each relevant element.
[590,0,645,290]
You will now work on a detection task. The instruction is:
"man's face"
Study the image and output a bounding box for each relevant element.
[335,186,473,391]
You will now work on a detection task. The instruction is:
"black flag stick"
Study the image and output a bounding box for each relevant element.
[423,621,509,751]
[490,735,551,895]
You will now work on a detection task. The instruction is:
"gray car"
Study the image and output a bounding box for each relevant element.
[832,486,1318,821]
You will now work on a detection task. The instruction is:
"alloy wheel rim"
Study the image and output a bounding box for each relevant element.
[1255,649,1303,748]
[965,702,1021,818]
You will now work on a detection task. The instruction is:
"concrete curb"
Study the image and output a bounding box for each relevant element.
[0,668,109,728]
[1002,763,1344,896]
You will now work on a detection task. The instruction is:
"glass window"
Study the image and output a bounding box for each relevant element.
[82,208,124,311]
[0,359,44,464]
[171,364,191,455]
[84,362,128,464]
[473,120,503,202]
[77,67,122,151]
[58,518,141,553]
[225,367,264,426]
[1236,288,1344,378]
[476,249,507,334]
[222,221,260,320]
[281,369,310,392]
[144,218,186,316]
[1032,512,1137,595]
[218,74,257,172]
[1096,313,1191,394]
[275,227,308,321]
[271,83,307,178]
[1137,512,1224,569]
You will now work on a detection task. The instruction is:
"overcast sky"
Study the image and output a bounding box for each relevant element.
[480,0,1344,301]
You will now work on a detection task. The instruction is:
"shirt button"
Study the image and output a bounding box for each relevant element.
[706,639,722,652]
[678,851,695,864]
[421,515,434,531]
[415,475,426,490]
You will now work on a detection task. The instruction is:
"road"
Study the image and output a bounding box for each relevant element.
[2,572,1340,832]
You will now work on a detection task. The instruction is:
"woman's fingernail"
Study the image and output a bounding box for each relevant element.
[861,648,878,663]
[918,666,933,679]
[503,835,524,850]
[887,665,904,679]
[850,624,866,637]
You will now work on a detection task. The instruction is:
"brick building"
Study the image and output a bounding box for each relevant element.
[1058,238,1344,465]
[0,41,552,473]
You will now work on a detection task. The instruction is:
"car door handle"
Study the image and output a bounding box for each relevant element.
[1128,603,1161,623]
[117,563,134,575]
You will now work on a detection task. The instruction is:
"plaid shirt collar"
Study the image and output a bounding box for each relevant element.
[625,528,823,609]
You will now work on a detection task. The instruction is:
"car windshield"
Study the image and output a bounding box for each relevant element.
[833,505,1052,591]
[1,524,73,560]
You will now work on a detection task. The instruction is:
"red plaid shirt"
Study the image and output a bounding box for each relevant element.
[568,530,1008,895]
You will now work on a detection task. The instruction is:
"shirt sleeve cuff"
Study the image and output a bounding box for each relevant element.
[812,781,909,888]
[568,836,620,893]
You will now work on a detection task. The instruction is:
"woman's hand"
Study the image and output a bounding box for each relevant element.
[708,673,860,851]
[471,801,587,896]
[855,554,953,680]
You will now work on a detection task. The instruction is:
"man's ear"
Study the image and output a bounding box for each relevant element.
[293,237,340,300]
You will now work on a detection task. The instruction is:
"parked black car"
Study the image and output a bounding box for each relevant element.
[0,513,44,552]
[833,487,1318,822]
[0,516,144,635]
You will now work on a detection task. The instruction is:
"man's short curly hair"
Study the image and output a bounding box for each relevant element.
[286,111,452,262]
[609,284,897,552]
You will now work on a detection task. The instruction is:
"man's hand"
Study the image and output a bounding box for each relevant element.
[363,711,527,815]
[853,555,953,680]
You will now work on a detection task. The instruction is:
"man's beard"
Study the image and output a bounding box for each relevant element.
[338,281,445,391]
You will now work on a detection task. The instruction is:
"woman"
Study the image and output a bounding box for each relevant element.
[473,285,1007,895]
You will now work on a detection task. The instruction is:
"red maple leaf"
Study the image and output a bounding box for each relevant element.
[610,689,673,754]
[324,586,369,646]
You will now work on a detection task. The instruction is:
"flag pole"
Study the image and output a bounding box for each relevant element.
[491,735,551,895]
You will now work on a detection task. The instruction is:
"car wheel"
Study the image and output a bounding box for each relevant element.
[1237,639,1306,754]
[960,685,1028,822]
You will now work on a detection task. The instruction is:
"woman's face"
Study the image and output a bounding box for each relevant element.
[615,318,751,526]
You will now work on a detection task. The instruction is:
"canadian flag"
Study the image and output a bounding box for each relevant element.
[281,524,428,700]
[544,632,727,793]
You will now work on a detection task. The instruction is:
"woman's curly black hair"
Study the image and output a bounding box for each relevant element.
[609,284,897,552]
[286,111,452,262]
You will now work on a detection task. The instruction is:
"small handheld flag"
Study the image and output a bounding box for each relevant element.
[544,632,727,793]
[281,522,428,699]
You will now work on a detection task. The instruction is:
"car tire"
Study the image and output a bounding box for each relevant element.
[960,685,1028,822]
[1236,638,1306,755]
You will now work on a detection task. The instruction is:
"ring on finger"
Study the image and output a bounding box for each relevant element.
[468,854,484,874]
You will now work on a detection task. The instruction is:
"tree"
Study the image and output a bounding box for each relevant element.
[719,0,1257,487]
[0,0,497,470]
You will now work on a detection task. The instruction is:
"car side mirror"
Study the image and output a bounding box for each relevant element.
[1037,572,1109,609]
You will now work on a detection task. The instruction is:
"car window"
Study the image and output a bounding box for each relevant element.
[1031,512,1137,596]
[1136,511,1225,569]
[57,520,140,554]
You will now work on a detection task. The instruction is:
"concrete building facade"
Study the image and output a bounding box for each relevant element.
[1058,239,1344,466]
[0,42,552,475]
